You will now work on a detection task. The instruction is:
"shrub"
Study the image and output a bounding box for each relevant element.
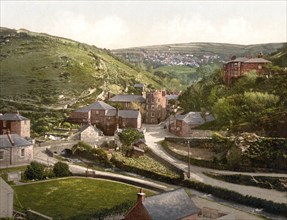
[24,161,45,180]
[53,162,71,177]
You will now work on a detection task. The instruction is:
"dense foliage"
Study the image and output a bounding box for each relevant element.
[72,141,112,167]
[24,161,45,180]
[118,128,144,157]
[53,161,71,177]
[178,46,287,136]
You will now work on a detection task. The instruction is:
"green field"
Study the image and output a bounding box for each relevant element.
[13,177,154,219]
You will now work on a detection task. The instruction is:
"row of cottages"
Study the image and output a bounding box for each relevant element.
[223,55,271,86]
[69,101,141,135]
[0,113,33,167]
[170,112,215,137]
[109,90,167,124]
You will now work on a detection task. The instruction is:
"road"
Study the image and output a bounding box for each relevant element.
[143,123,287,204]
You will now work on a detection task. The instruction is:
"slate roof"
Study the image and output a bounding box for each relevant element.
[142,188,199,220]
[177,112,214,127]
[109,94,146,103]
[118,110,140,119]
[244,58,271,63]
[225,57,270,64]
[79,125,99,133]
[166,94,179,101]
[0,113,29,121]
[75,101,115,112]
[0,134,32,148]
[105,109,117,117]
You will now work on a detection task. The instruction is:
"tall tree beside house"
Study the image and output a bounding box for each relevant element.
[118,128,144,157]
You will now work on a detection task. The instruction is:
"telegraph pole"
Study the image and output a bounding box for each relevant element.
[187,140,191,178]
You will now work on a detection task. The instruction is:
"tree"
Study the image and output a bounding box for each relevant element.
[118,128,144,157]
[53,161,71,177]
[24,161,45,180]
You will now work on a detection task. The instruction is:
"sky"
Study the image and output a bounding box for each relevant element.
[1,1,286,49]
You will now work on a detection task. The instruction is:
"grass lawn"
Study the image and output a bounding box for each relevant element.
[13,177,154,219]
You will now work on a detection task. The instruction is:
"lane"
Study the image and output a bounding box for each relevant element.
[143,123,287,204]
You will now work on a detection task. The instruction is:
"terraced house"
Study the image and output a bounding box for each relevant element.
[223,55,271,85]
[70,101,141,135]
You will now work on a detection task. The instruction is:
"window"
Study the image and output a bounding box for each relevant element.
[258,65,262,70]
[151,105,154,110]
[21,149,25,157]
[96,110,99,115]
[0,151,4,160]
[151,112,155,117]
[158,98,160,102]
[3,121,6,127]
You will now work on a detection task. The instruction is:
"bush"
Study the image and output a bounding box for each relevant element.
[53,162,71,177]
[24,161,45,180]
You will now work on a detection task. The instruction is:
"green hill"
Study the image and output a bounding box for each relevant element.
[0,27,162,112]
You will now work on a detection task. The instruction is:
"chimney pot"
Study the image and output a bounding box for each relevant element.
[137,188,145,202]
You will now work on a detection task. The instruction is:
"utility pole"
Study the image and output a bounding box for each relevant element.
[187,140,191,178]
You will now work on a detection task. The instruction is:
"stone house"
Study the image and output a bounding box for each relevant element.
[0,132,33,167]
[223,55,271,86]
[171,112,214,137]
[0,112,30,138]
[145,90,167,124]
[118,110,142,129]
[69,125,100,144]
[125,188,199,220]
[0,177,13,218]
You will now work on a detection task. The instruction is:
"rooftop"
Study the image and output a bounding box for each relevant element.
[109,94,146,103]
[118,110,140,119]
[0,134,32,148]
[244,57,271,63]
[177,112,214,127]
[0,113,29,121]
[142,188,199,220]
[75,101,115,113]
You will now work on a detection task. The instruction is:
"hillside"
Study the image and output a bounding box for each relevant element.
[112,42,284,68]
[0,27,162,112]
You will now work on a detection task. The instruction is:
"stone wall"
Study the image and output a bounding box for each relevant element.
[165,136,214,148]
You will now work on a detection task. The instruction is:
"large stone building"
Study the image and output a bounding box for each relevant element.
[223,55,271,85]
[125,188,199,220]
[145,90,167,124]
[0,132,33,167]
[0,113,30,138]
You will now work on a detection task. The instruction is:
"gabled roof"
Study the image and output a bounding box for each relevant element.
[79,125,99,133]
[75,101,115,113]
[0,134,32,148]
[244,58,271,63]
[177,112,214,127]
[109,94,146,103]
[0,113,29,121]
[105,109,117,117]
[143,188,199,220]
[118,110,140,119]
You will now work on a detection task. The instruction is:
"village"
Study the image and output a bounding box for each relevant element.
[1,53,287,220]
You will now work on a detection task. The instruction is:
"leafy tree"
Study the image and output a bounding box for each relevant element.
[53,161,71,177]
[118,128,144,157]
[24,161,45,180]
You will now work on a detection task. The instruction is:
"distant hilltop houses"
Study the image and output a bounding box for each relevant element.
[223,54,271,86]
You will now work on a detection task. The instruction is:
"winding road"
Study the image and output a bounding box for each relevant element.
[143,123,287,204]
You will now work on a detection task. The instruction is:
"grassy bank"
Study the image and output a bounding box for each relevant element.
[13,177,154,219]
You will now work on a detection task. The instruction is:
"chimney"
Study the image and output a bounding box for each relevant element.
[6,130,15,146]
[231,55,236,60]
[137,188,145,202]
[258,53,263,58]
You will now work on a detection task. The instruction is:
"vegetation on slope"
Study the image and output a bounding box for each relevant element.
[0,27,162,111]
[178,44,287,136]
